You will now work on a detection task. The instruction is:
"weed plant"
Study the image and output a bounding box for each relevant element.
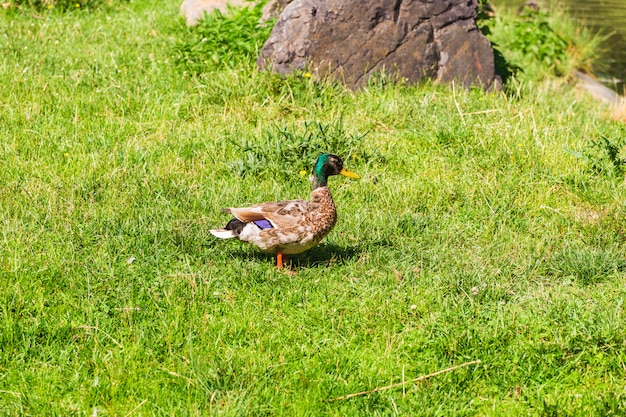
[227,119,385,179]
[1,1,625,415]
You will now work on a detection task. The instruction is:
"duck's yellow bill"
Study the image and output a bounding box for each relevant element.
[340,167,360,179]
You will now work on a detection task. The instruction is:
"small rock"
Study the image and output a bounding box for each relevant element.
[180,0,254,26]
[260,0,293,22]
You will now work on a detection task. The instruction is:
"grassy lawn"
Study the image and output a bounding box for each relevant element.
[1,1,626,415]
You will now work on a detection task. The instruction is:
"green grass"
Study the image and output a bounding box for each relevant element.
[2,1,626,415]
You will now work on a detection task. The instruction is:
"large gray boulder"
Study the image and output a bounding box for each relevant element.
[257,0,500,90]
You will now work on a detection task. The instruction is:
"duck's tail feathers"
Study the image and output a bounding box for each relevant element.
[209,228,238,239]
[210,218,246,239]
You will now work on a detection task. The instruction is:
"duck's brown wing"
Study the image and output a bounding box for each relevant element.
[225,199,308,229]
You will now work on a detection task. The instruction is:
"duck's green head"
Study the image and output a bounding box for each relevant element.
[313,153,359,188]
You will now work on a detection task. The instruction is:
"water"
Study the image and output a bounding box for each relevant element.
[491,0,626,95]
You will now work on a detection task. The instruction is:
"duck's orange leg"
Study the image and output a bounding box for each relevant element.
[277,252,296,275]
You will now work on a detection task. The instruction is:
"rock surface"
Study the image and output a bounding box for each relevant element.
[181,0,253,26]
[575,70,622,105]
[257,0,500,89]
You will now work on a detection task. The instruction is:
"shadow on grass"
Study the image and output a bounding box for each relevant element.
[228,243,363,269]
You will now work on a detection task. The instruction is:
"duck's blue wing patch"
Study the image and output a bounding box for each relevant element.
[253,219,273,230]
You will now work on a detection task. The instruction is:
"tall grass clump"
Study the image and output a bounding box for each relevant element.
[227,119,385,178]
[173,3,273,75]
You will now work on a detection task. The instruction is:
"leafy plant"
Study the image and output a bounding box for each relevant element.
[173,3,273,75]
[476,1,518,84]
[567,135,626,178]
[508,6,568,75]
[476,0,495,29]
[483,4,601,84]
[227,119,383,178]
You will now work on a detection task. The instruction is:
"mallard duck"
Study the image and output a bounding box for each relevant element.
[210,153,359,268]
